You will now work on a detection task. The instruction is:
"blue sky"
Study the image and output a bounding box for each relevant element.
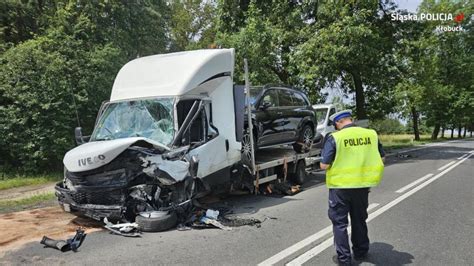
[395,0,423,13]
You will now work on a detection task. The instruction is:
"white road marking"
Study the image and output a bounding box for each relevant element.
[395,174,434,193]
[283,151,474,266]
[457,154,469,160]
[367,203,379,211]
[438,161,456,171]
[257,225,334,265]
[258,202,380,266]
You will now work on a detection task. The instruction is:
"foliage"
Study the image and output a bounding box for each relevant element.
[0,0,472,174]
[168,1,216,51]
[0,0,169,172]
[369,118,405,134]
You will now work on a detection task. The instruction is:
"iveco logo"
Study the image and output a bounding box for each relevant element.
[78,154,106,167]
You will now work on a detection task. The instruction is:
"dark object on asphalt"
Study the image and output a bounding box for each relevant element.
[262,182,301,196]
[220,216,262,227]
[40,228,87,252]
[136,211,178,232]
[397,153,412,158]
[241,85,317,164]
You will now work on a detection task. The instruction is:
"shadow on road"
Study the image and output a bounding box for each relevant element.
[356,242,414,265]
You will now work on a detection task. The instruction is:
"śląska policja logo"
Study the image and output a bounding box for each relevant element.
[391,12,466,32]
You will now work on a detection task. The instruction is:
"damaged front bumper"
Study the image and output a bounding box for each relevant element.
[56,146,205,222]
[55,182,125,221]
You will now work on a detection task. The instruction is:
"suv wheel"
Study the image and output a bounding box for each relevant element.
[294,124,314,153]
[241,128,256,165]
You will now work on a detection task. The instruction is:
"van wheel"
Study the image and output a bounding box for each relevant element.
[241,128,256,165]
[291,160,307,185]
[294,124,313,153]
[136,211,178,232]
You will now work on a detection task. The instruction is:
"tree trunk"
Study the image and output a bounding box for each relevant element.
[431,124,440,140]
[463,126,467,138]
[352,71,367,119]
[471,130,473,137]
[458,125,462,138]
[411,107,420,141]
[450,128,454,138]
[441,127,445,138]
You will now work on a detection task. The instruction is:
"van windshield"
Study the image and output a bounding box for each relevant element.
[315,108,328,125]
[91,98,175,145]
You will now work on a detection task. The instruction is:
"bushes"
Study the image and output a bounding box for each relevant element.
[0,35,122,172]
[369,118,405,134]
[0,1,169,173]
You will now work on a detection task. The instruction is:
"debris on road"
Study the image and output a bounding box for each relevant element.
[262,182,301,196]
[0,206,101,256]
[103,217,141,237]
[40,228,87,252]
[200,216,232,231]
[205,209,219,220]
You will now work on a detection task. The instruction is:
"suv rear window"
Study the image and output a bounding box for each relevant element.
[291,92,307,106]
[278,89,294,107]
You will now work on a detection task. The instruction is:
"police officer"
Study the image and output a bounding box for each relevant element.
[320,110,385,265]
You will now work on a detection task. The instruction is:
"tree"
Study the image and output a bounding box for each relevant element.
[0,1,170,172]
[291,1,399,119]
[168,1,217,51]
[216,1,319,93]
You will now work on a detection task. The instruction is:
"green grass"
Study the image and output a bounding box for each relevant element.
[0,173,61,190]
[379,134,449,151]
[0,192,56,212]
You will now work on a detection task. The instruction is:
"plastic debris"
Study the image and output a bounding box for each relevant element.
[40,228,87,252]
[200,216,232,231]
[205,209,219,220]
[103,218,141,237]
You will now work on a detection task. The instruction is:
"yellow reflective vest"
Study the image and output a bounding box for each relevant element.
[326,126,384,188]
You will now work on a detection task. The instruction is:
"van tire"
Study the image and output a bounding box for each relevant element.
[136,211,178,232]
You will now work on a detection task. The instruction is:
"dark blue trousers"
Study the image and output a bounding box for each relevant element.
[328,188,370,263]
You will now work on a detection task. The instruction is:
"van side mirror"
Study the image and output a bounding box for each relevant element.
[74,127,89,145]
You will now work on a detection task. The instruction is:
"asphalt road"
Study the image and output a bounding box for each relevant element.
[2,139,473,265]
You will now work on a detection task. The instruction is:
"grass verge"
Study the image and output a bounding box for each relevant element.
[0,192,57,213]
[0,173,61,190]
[379,134,471,151]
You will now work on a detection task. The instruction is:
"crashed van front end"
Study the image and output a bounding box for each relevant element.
[56,140,200,222]
[56,49,241,223]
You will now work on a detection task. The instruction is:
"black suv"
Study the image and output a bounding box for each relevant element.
[242,85,317,161]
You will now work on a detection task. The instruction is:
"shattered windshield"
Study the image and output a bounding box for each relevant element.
[91,98,175,145]
[315,108,328,125]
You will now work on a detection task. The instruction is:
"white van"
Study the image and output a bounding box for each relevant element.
[56,49,244,221]
[312,104,337,148]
